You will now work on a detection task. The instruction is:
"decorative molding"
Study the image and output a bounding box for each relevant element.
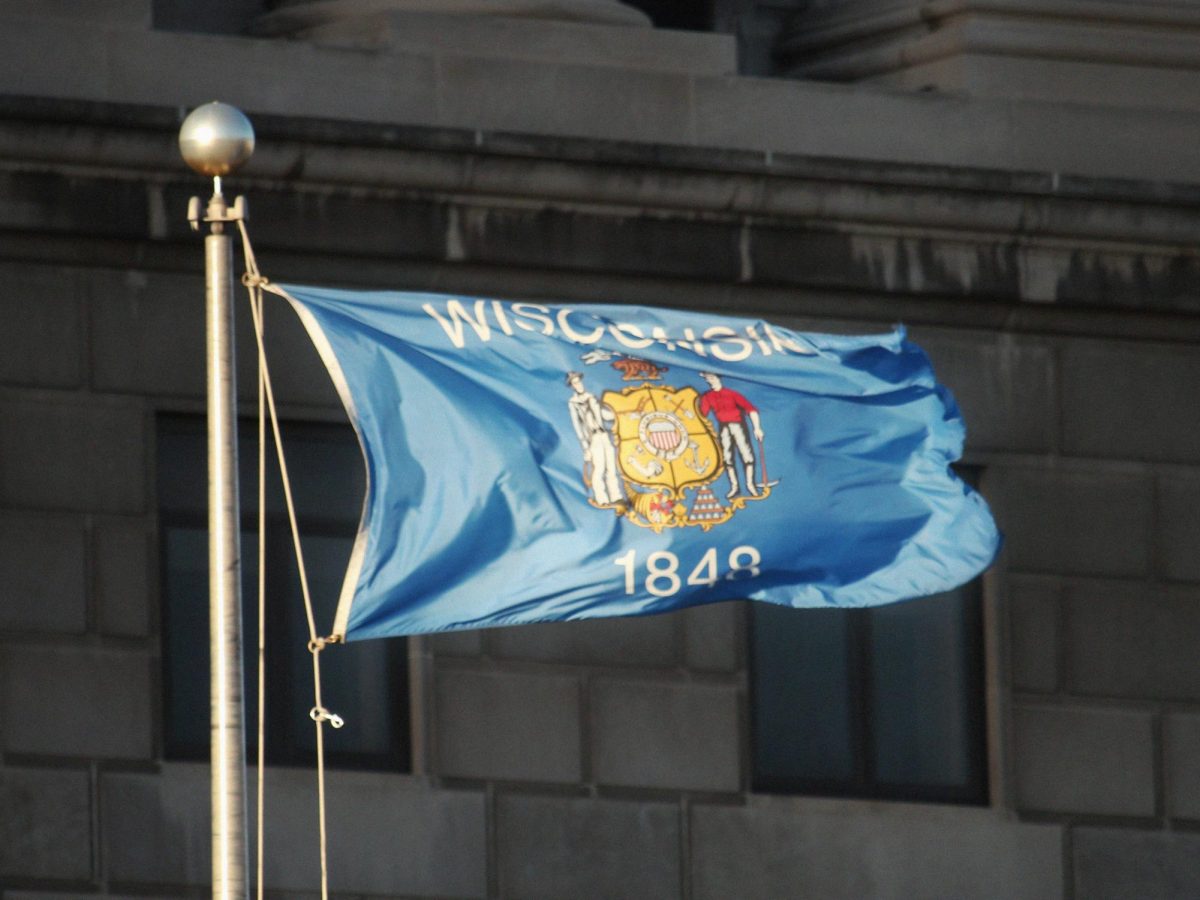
[778,0,1200,108]
[247,8,733,74]
[4,95,1200,333]
[252,0,653,36]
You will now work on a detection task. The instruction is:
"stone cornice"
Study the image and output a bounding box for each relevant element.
[780,0,1200,91]
[4,14,1200,181]
[3,94,1198,220]
[251,0,653,35]
[2,94,1199,336]
[250,8,732,74]
[785,0,1200,51]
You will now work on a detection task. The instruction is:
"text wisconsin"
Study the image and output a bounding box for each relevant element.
[423,299,813,362]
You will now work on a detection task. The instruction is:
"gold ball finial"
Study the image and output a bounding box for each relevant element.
[179,102,255,177]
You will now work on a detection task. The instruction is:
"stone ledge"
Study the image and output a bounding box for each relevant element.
[1,92,1199,209]
[780,0,1200,110]
[4,16,1200,182]
[8,161,1200,320]
[4,96,1200,325]
[252,0,654,34]
[279,8,736,75]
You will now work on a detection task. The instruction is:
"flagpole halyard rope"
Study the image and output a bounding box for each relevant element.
[237,219,339,900]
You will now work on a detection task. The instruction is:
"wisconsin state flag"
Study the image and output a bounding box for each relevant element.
[271,284,1000,640]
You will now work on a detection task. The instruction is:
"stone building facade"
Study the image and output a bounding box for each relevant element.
[2,1,1200,898]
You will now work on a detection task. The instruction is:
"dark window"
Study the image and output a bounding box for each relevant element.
[624,0,713,30]
[159,414,410,771]
[749,464,989,807]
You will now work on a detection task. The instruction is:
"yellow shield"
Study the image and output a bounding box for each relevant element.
[603,384,721,498]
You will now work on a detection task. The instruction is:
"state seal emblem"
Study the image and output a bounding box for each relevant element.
[565,353,774,532]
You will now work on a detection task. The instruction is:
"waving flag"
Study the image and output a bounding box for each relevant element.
[275,285,1000,640]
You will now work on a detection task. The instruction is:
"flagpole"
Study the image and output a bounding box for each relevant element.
[180,102,256,900]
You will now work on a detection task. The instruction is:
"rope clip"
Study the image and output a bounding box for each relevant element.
[308,635,343,654]
[310,706,345,729]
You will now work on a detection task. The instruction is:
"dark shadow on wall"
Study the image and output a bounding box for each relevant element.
[156,0,714,34]
[153,0,796,79]
[627,0,714,29]
[153,0,267,34]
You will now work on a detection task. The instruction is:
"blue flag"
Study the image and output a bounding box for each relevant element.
[276,285,1000,640]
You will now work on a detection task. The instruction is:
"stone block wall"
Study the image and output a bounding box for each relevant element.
[981,333,1200,895]
[0,252,1106,900]
[2,91,1200,897]
[0,257,154,891]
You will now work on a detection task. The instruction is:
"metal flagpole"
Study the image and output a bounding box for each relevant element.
[179,102,256,900]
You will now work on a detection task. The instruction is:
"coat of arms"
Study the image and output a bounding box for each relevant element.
[566,353,773,532]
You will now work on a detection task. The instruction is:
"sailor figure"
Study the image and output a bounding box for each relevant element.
[566,371,624,507]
